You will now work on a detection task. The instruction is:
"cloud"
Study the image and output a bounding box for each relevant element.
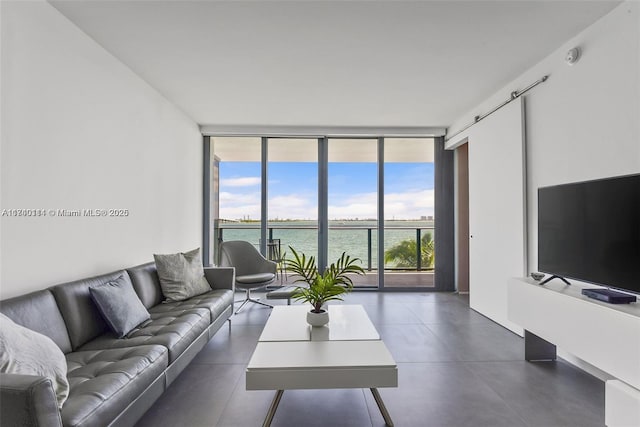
[219,191,260,220]
[329,189,434,220]
[329,203,377,219]
[219,192,318,220]
[269,194,317,220]
[218,189,434,221]
[219,191,259,205]
[343,192,377,205]
[219,204,261,221]
[220,177,260,187]
[385,189,434,219]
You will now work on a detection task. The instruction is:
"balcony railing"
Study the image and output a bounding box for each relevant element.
[214,222,434,273]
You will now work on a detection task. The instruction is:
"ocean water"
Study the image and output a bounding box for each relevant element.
[216,220,434,269]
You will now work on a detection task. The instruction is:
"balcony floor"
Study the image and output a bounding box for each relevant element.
[275,271,435,288]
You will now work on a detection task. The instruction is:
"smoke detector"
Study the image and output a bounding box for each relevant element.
[565,47,581,65]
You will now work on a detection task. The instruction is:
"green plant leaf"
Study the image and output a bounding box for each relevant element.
[384,232,435,269]
[286,248,365,309]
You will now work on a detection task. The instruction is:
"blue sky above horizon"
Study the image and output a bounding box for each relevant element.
[219,161,434,220]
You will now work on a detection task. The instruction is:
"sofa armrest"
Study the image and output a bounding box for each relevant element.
[204,267,235,291]
[0,373,63,427]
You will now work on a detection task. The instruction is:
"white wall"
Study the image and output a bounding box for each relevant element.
[449,1,639,275]
[0,1,202,299]
[448,1,639,377]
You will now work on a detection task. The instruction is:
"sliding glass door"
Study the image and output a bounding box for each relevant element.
[208,136,436,289]
[267,138,318,278]
[383,138,435,288]
[211,137,262,264]
[328,138,378,287]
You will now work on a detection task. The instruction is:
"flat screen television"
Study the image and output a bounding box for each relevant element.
[538,173,640,294]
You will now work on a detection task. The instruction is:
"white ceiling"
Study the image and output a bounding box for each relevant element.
[50,0,619,129]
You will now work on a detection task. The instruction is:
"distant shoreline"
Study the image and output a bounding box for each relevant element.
[218,218,434,223]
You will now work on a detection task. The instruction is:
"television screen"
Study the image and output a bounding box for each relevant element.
[538,174,640,294]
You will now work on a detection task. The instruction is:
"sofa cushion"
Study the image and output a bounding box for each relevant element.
[153,248,211,302]
[126,262,164,309]
[89,275,150,338]
[51,270,131,351]
[78,308,210,363]
[149,289,233,322]
[63,345,167,427]
[0,289,72,353]
[0,313,69,409]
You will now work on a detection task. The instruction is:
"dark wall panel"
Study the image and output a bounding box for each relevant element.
[434,137,455,291]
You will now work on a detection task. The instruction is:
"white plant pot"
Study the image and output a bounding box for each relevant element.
[307,309,329,327]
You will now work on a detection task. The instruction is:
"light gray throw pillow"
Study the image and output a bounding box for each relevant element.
[89,275,151,338]
[0,312,69,409]
[154,248,211,302]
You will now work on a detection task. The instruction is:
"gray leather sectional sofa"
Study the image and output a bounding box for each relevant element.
[0,262,235,427]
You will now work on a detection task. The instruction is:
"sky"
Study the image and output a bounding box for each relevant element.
[219,161,434,221]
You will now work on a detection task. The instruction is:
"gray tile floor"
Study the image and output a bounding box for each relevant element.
[136,292,604,427]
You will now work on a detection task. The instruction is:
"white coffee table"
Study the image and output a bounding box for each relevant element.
[246,305,397,426]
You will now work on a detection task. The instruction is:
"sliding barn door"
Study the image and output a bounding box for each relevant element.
[466,98,526,334]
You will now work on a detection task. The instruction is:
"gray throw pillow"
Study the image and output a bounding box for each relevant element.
[0,313,69,409]
[154,248,211,302]
[89,275,150,338]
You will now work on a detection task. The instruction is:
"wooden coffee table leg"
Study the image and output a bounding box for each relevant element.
[370,388,394,427]
[263,389,284,427]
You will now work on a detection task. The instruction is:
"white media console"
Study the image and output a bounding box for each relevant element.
[507,277,640,427]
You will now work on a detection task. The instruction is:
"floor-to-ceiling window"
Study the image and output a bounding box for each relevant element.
[383,138,435,288]
[267,138,319,275]
[211,137,262,264]
[208,135,436,289]
[328,138,379,286]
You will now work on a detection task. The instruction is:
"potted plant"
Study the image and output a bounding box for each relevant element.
[286,247,365,326]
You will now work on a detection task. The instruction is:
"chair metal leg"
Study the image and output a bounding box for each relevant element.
[234,289,273,314]
[249,297,273,308]
[234,298,251,314]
